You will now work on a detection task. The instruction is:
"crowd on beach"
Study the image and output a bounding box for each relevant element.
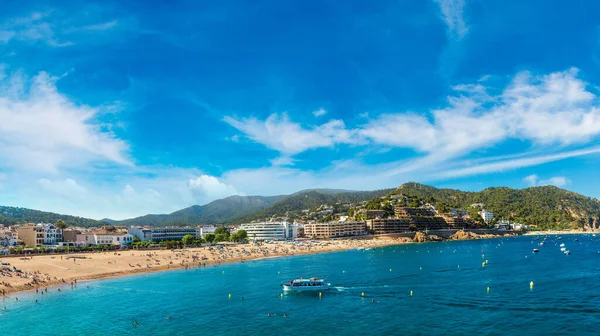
[0,238,400,298]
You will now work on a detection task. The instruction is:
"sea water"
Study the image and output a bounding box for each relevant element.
[1,235,600,336]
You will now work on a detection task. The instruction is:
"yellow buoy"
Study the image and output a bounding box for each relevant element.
[389,269,392,272]
[361,292,365,297]
[487,287,490,293]
[410,290,413,296]
[278,271,280,274]
[420,267,422,270]
[228,293,231,299]
[530,281,534,288]
[319,292,322,298]
[457,265,460,268]
[482,262,485,267]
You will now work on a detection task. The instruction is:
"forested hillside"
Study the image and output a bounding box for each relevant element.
[0,206,102,227]
[232,189,394,224]
[396,182,600,230]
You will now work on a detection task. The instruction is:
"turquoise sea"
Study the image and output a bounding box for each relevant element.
[2,235,600,335]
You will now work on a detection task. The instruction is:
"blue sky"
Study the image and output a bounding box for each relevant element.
[1,0,600,219]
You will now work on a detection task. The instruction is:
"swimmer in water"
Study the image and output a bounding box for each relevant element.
[166,316,172,320]
[283,313,287,318]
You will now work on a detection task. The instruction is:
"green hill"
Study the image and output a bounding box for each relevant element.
[232,189,395,224]
[0,206,103,227]
[116,195,287,227]
[396,182,600,230]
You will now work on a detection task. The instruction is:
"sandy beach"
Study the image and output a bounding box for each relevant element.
[0,237,408,297]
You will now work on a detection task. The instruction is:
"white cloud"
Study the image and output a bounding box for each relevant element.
[0,70,130,173]
[523,174,570,188]
[38,178,88,200]
[0,10,123,46]
[312,108,327,117]
[538,176,570,187]
[224,113,356,155]
[188,175,240,203]
[362,68,600,158]
[79,20,119,31]
[434,0,469,40]
[523,174,539,186]
[270,156,296,166]
[439,146,600,178]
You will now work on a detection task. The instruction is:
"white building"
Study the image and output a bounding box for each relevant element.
[0,231,17,247]
[240,222,297,241]
[200,225,217,237]
[77,229,134,246]
[479,210,494,223]
[16,223,63,247]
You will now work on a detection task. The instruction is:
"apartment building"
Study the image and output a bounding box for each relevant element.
[304,221,366,238]
[17,223,63,247]
[240,222,297,241]
[128,226,200,242]
[366,218,410,234]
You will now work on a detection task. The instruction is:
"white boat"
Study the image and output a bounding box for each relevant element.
[564,250,571,255]
[560,247,567,252]
[282,277,331,291]
[560,243,565,247]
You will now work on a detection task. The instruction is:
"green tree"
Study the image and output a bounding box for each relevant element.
[236,229,248,241]
[204,233,216,243]
[133,236,141,243]
[230,229,248,242]
[214,233,229,242]
[214,226,229,235]
[56,219,68,230]
[182,234,194,246]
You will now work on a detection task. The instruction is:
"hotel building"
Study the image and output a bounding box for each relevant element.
[304,221,366,239]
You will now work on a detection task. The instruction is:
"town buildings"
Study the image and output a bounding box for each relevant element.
[77,228,134,246]
[200,225,217,237]
[16,223,63,247]
[479,210,494,223]
[304,221,366,238]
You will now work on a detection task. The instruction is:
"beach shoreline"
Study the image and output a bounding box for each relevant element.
[1,237,407,297]
[0,229,535,297]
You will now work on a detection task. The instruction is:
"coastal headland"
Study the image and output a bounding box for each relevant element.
[1,230,520,296]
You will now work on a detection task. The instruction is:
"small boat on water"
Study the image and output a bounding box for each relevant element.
[533,249,539,253]
[538,242,545,246]
[282,278,331,291]
[564,250,571,255]
[560,247,567,252]
[560,243,565,247]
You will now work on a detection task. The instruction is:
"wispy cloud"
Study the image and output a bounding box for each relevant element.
[227,68,600,181]
[312,108,327,117]
[434,0,469,40]
[0,69,130,173]
[224,113,356,155]
[439,147,600,178]
[0,10,122,47]
[523,174,571,188]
